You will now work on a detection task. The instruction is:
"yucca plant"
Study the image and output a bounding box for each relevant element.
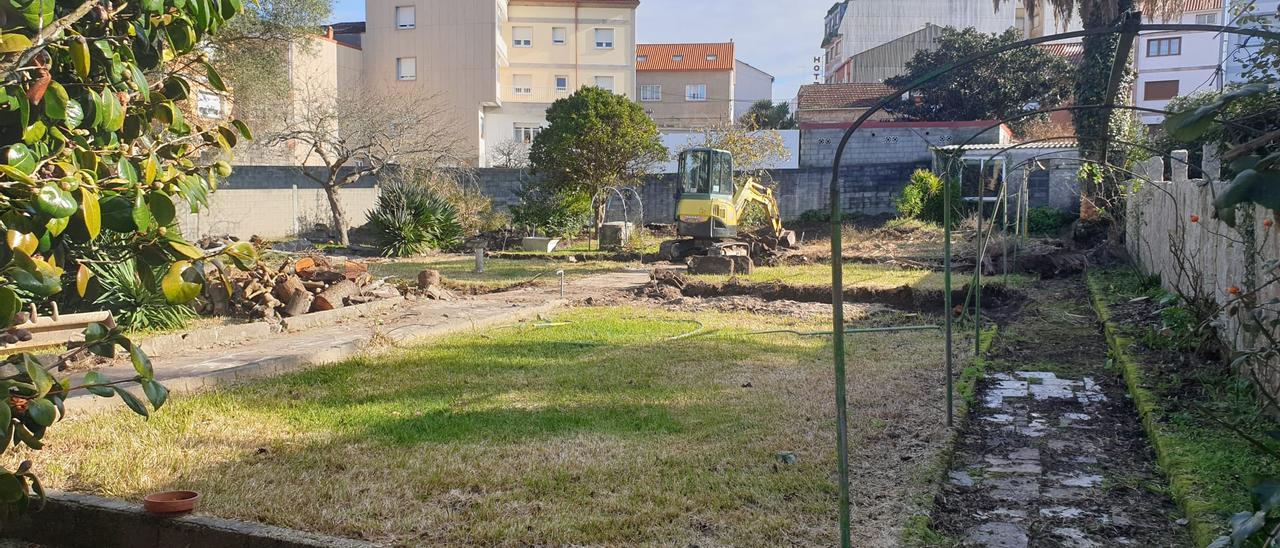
[368,180,464,257]
[92,260,196,333]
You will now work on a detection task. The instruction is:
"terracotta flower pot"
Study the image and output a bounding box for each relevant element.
[143,490,200,516]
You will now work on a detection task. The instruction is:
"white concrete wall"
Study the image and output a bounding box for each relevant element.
[733,60,773,122]
[1126,149,1280,392]
[177,188,379,241]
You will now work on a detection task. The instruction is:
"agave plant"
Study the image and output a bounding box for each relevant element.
[368,180,464,257]
[92,260,197,333]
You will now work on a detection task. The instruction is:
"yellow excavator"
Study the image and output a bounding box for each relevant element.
[658,148,796,274]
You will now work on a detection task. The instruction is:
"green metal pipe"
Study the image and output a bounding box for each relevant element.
[829,146,851,548]
[943,163,955,428]
[975,163,984,357]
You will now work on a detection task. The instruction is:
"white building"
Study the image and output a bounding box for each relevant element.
[822,0,1016,83]
[1134,0,1228,126]
[1225,0,1279,84]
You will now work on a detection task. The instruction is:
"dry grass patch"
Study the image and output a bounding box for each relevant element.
[15,307,950,546]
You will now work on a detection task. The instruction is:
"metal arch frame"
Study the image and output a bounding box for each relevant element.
[823,19,1280,548]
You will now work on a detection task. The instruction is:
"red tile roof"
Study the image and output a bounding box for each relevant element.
[637,43,735,72]
[1039,41,1085,64]
[796,83,895,111]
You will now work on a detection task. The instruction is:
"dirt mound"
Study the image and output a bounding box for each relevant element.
[682,279,1025,316]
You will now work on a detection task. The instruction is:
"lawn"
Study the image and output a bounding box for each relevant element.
[689,262,1036,291]
[369,256,627,292]
[21,307,951,546]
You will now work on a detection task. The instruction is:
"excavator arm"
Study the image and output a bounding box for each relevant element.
[733,178,786,236]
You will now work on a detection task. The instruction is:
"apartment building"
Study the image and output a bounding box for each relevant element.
[359,0,639,166]
[822,0,1014,84]
[1226,0,1279,84]
[635,42,774,129]
[1134,0,1227,126]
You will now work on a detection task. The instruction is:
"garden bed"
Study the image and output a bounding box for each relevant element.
[1088,268,1280,546]
[15,307,952,546]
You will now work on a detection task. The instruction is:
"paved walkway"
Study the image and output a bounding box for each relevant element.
[933,278,1188,547]
[66,269,652,413]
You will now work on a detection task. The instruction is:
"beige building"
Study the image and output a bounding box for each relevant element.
[355,0,638,166]
[634,43,774,130]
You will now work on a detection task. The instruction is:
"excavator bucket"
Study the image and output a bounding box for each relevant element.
[776,229,798,249]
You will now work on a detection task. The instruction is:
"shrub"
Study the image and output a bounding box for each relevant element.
[91,261,196,333]
[368,181,464,257]
[510,181,592,238]
[894,169,953,224]
[1027,206,1074,235]
[797,209,832,223]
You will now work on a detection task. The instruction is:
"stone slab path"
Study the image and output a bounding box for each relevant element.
[65,269,652,413]
[933,277,1188,547]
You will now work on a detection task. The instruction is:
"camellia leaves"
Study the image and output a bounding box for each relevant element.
[167,238,204,261]
[10,251,63,297]
[1215,168,1280,226]
[6,231,37,256]
[114,387,149,418]
[160,260,202,304]
[203,61,226,92]
[0,474,23,504]
[147,193,176,226]
[70,38,91,80]
[25,399,55,428]
[23,357,54,399]
[80,187,101,240]
[100,196,135,232]
[223,241,258,270]
[0,287,20,328]
[141,379,168,410]
[76,264,92,297]
[0,33,32,54]
[5,144,35,175]
[43,82,67,120]
[82,371,115,397]
[131,192,152,232]
[129,344,154,380]
[35,184,78,218]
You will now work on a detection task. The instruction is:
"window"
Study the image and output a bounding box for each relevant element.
[639,84,661,102]
[395,6,415,29]
[594,28,614,49]
[1195,13,1218,25]
[396,57,416,81]
[706,54,718,61]
[513,74,533,95]
[552,27,567,45]
[196,91,223,118]
[672,54,684,62]
[555,75,568,92]
[1144,79,1180,100]
[1147,37,1181,57]
[512,27,533,47]
[594,75,614,92]
[514,123,541,144]
[685,84,707,101]
[637,55,649,62]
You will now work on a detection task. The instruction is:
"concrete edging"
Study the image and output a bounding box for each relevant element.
[1085,273,1220,546]
[1,491,377,548]
[281,296,406,331]
[138,321,276,358]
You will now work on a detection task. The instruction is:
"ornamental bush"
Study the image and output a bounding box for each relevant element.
[0,0,257,517]
[368,180,463,257]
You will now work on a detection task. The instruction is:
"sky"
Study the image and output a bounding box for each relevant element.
[327,0,827,104]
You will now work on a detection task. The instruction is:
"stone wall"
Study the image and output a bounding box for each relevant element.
[1126,147,1279,391]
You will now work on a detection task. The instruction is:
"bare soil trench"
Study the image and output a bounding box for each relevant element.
[670,278,1027,318]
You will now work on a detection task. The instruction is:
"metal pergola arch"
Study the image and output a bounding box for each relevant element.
[819,14,1280,547]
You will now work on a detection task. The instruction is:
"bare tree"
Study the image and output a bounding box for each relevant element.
[268,85,466,246]
[489,139,530,168]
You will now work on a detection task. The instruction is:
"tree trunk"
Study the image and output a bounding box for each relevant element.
[1071,0,1135,224]
[323,182,350,247]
